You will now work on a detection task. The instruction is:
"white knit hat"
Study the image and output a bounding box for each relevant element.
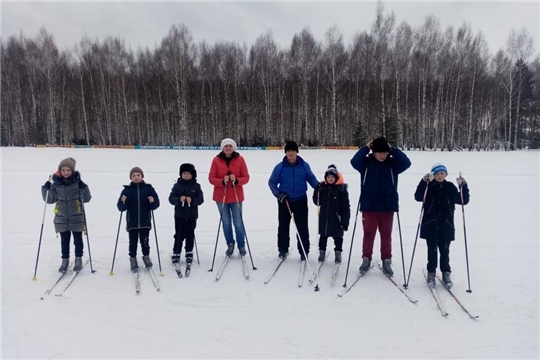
[220,138,237,151]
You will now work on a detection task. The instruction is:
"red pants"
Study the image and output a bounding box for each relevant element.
[362,211,394,261]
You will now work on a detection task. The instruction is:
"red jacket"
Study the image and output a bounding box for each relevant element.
[208,152,250,203]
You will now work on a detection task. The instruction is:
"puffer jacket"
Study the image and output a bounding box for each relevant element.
[350,146,411,212]
[268,156,319,201]
[117,181,160,231]
[313,183,351,237]
[169,178,204,219]
[208,151,250,203]
[41,171,92,233]
[414,179,470,242]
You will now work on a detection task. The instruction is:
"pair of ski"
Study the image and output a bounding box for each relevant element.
[40,260,89,299]
[337,263,418,304]
[174,262,192,278]
[422,269,479,319]
[264,258,319,287]
[214,255,250,281]
[133,266,161,293]
[313,260,341,290]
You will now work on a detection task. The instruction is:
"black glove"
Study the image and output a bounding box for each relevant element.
[343,226,348,232]
[316,181,324,191]
[78,180,87,189]
[43,181,51,190]
[277,193,287,204]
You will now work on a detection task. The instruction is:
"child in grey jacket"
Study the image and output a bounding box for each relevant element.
[42,157,92,272]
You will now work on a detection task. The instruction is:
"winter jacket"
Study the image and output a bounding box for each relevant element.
[208,152,250,203]
[414,179,470,242]
[117,181,160,231]
[313,183,351,237]
[41,171,92,233]
[350,146,411,212]
[168,178,204,219]
[268,156,319,202]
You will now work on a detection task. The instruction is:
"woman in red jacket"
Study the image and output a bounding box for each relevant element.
[208,138,250,257]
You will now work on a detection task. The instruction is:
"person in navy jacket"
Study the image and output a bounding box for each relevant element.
[117,167,160,271]
[350,137,411,276]
[414,163,470,288]
[169,163,204,265]
[268,141,320,260]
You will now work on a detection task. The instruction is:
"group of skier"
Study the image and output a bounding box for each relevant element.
[41,136,470,287]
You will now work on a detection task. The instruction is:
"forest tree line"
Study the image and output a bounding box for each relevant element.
[2,3,539,149]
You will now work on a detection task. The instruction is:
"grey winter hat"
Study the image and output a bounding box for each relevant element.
[129,166,144,179]
[58,157,76,172]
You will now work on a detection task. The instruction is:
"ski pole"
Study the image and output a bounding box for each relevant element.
[208,186,227,272]
[404,179,430,289]
[232,182,257,270]
[390,168,407,288]
[459,172,472,293]
[193,236,200,265]
[109,211,123,275]
[285,199,316,283]
[33,175,52,280]
[151,210,164,276]
[314,188,321,291]
[343,168,368,288]
[342,197,360,288]
[79,190,96,273]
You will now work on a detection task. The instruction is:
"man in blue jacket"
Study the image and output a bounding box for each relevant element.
[269,141,319,260]
[350,137,411,276]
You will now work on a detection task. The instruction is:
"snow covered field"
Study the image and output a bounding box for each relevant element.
[2,147,539,359]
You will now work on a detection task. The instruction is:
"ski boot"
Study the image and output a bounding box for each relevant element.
[73,257,83,272]
[142,255,153,268]
[382,259,394,277]
[359,257,371,273]
[58,258,69,273]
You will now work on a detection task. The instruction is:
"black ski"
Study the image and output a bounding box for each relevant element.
[436,274,479,319]
[337,265,374,297]
[55,260,89,297]
[377,263,418,304]
[40,262,73,300]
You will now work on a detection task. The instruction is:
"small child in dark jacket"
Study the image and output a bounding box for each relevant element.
[414,163,470,288]
[169,163,204,266]
[117,167,160,271]
[312,165,351,264]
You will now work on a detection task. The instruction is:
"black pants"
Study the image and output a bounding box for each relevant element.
[318,236,343,252]
[128,229,150,257]
[278,196,310,256]
[60,231,83,258]
[426,238,451,273]
[174,218,196,254]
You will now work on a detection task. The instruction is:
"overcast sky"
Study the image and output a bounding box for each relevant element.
[2,1,539,57]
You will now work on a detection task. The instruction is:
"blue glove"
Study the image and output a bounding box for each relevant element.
[277,193,287,204]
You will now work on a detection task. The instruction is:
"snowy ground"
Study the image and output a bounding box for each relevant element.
[2,147,539,359]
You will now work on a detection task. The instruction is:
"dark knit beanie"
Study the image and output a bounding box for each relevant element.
[284,140,299,153]
[324,164,339,181]
[372,137,390,153]
[129,167,144,179]
[58,157,76,172]
[179,163,197,179]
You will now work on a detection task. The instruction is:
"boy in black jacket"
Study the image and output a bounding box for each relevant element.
[414,163,470,288]
[169,163,204,265]
[312,165,351,264]
[117,167,160,271]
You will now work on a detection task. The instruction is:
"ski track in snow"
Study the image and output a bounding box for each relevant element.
[2,148,539,359]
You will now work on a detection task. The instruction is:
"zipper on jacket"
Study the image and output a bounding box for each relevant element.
[324,188,331,235]
[137,183,141,228]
